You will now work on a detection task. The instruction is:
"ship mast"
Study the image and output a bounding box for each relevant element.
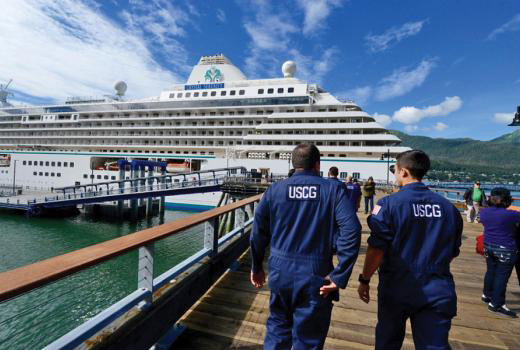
[0,79,13,107]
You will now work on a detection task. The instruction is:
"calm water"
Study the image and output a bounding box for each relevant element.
[0,210,206,350]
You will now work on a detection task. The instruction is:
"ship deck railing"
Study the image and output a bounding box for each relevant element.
[0,194,262,350]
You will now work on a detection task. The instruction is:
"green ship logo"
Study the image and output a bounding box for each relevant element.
[204,67,222,82]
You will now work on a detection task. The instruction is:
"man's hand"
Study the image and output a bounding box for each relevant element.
[358,283,370,303]
[319,277,338,298]
[250,269,266,288]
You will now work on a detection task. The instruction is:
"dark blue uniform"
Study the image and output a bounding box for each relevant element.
[367,182,463,350]
[345,181,361,209]
[251,170,361,350]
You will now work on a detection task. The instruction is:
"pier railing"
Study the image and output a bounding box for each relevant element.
[0,194,262,350]
[431,188,520,206]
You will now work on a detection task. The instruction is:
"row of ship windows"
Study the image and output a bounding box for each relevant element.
[22,160,75,167]
[7,117,368,130]
[32,172,62,177]
[83,174,118,180]
[5,107,357,124]
[169,87,295,99]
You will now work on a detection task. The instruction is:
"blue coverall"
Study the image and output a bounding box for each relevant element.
[367,182,463,350]
[345,181,361,209]
[251,170,361,350]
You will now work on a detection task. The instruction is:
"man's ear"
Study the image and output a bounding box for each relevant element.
[314,161,321,173]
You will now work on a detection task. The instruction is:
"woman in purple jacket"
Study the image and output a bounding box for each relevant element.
[480,187,520,318]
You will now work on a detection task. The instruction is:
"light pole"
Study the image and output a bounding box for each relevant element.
[12,159,17,195]
[386,149,390,186]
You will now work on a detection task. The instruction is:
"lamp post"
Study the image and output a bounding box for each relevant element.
[387,149,390,185]
[12,159,17,195]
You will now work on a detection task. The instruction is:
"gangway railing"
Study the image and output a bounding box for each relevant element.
[0,194,262,350]
[53,166,246,195]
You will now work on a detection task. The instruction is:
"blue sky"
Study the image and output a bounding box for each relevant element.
[0,0,519,140]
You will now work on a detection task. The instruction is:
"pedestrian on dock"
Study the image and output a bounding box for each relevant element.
[250,143,361,350]
[327,166,340,182]
[516,225,520,286]
[362,176,376,215]
[480,187,519,318]
[345,176,361,211]
[357,149,463,350]
[464,181,486,223]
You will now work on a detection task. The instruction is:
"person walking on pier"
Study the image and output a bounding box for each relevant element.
[250,143,361,350]
[464,181,486,223]
[362,176,376,215]
[327,166,340,182]
[480,187,519,318]
[345,176,362,211]
[357,150,463,350]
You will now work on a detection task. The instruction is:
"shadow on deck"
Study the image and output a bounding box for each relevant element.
[173,212,520,350]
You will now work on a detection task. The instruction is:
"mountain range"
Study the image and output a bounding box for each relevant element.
[389,129,520,173]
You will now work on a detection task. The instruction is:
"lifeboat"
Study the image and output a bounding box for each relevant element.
[0,155,9,167]
[166,161,191,173]
[105,161,119,171]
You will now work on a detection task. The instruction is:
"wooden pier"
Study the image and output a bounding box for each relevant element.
[174,211,520,350]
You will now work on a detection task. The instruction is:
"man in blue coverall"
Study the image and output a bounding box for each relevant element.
[250,144,362,350]
[357,150,463,350]
[345,176,361,211]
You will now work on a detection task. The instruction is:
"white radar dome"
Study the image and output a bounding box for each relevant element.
[282,61,296,78]
[114,81,127,96]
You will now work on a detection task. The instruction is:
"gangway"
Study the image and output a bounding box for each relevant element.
[0,167,246,217]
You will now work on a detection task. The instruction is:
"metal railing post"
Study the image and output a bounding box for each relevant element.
[235,206,245,236]
[138,244,154,306]
[204,217,219,258]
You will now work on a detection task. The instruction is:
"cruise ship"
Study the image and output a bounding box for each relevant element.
[0,54,409,210]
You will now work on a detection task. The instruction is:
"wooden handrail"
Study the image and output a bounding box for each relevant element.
[0,194,262,302]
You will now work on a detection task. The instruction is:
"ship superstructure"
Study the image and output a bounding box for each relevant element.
[0,55,408,207]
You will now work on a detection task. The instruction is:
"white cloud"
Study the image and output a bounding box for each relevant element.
[433,122,448,131]
[242,1,339,82]
[288,48,339,84]
[372,113,392,127]
[487,14,520,40]
[493,113,514,124]
[296,0,345,36]
[216,8,226,23]
[338,86,372,106]
[375,59,436,101]
[393,96,462,124]
[365,20,427,53]
[243,3,298,52]
[119,0,192,73]
[0,0,190,103]
[404,125,419,133]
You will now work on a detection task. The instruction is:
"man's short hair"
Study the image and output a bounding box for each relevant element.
[329,166,338,177]
[396,150,430,180]
[292,144,320,170]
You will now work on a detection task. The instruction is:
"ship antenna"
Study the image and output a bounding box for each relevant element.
[0,79,14,106]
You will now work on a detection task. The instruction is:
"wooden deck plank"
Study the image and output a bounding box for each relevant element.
[173,207,520,350]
